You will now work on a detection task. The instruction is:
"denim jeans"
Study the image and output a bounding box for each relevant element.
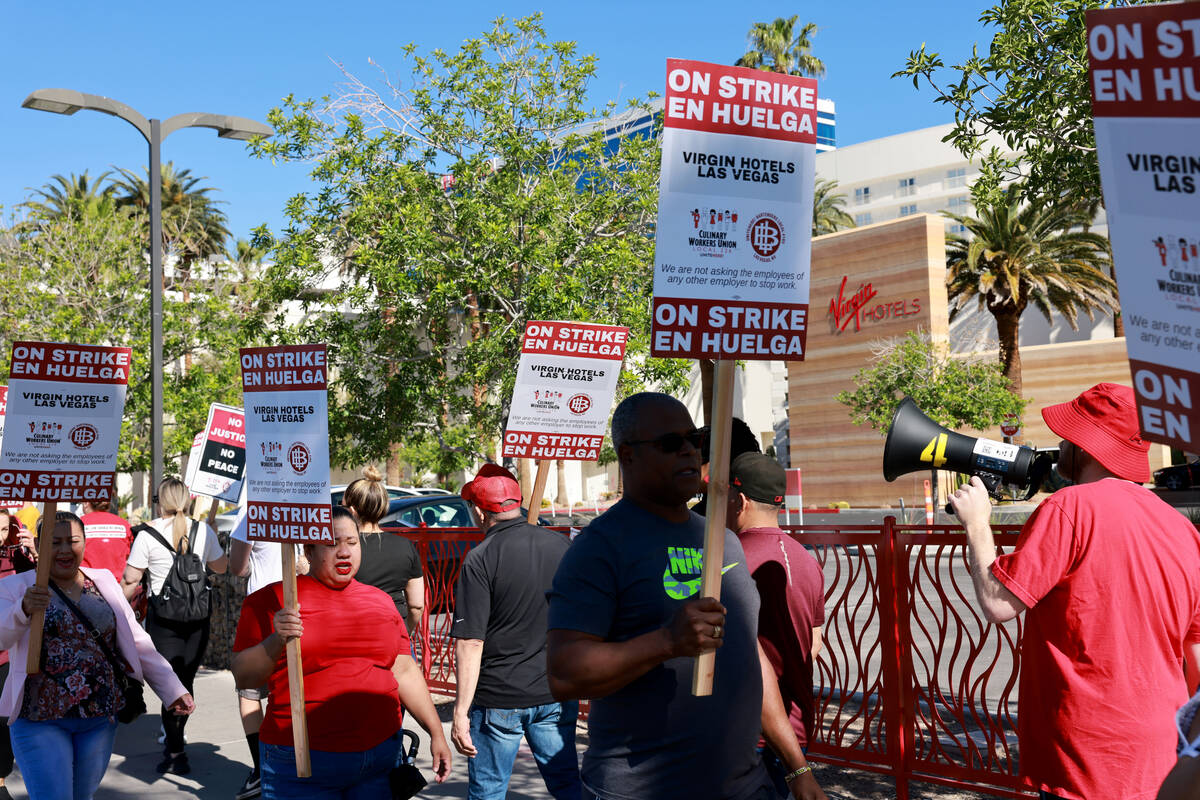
[260,730,401,799]
[467,701,580,800]
[10,716,118,800]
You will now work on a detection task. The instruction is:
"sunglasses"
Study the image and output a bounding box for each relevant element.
[626,429,705,454]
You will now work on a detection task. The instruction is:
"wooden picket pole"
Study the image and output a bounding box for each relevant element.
[280,544,311,777]
[692,359,736,696]
[527,459,551,524]
[26,501,58,674]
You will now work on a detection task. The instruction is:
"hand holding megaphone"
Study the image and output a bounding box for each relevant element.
[947,476,994,527]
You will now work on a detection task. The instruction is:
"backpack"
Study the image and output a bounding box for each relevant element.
[143,521,211,623]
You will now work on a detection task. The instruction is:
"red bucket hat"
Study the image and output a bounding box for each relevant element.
[461,464,522,513]
[1041,383,1150,483]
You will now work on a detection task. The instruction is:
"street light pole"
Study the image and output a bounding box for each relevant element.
[21,89,272,507]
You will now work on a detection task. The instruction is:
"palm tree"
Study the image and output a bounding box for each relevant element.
[813,178,854,235]
[735,16,825,78]
[112,161,230,265]
[21,171,117,224]
[944,184,1117,398]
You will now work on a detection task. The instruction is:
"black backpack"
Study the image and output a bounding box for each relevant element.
[143,521,211,623]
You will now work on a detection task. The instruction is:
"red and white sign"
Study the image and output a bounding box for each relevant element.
[0,342,130,503]
[187,404,246,503]
[651,59,816,361]
[502,321,627,460]
[1089,3,1200,452]
[1000,414,1021,438]
[240,345,332,543]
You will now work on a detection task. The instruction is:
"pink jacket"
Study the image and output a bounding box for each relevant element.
[0,567,187,719]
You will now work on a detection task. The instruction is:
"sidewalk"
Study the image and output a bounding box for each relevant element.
[4,669,559,799]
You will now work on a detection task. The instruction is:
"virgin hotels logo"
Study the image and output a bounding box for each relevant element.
[829,276,878,332]
[828,275,922,333]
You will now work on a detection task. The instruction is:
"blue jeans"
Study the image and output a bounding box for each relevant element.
[260,730,401,799]
[467,701,580,800]
[10,716,118,800]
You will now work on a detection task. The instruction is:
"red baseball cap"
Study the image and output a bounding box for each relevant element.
[461,464,522,513]
[1041,383,1150,483]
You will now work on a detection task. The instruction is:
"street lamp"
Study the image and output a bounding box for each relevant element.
[21,88,273,505]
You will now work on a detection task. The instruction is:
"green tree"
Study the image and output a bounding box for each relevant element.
[250,14,689,468]
[20,171,118,226]
[893,0,1152,208]
[113,161,231,266]
[398,425,480,489]
[836,329,1025,433]
[0,203,264,475]
[944,184,1116,398]
[735,15,826,78]
[813,177,854,235]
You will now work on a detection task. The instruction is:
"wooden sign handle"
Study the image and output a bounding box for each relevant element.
[280,544,311,777]
[26,501,58,674]
[527,459,550,524]
[692,359,736,696]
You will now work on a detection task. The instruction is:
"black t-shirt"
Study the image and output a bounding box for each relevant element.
[355,531,424,621]
[547,499,771,800]
[450,516,569,709]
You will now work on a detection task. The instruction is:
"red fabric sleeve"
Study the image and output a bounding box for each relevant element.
[233,585,282,653]
[990,496,1080,610]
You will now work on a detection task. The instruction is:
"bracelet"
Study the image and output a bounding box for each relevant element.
[784,765,811,783]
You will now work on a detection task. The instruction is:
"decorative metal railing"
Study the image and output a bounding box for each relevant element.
[394,518,1035,799]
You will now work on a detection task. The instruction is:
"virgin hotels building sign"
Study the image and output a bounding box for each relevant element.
[828,275,922,333]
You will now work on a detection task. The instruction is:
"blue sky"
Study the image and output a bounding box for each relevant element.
[1,1,990,243]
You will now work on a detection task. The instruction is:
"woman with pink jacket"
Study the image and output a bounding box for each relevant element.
[0,511,194,799]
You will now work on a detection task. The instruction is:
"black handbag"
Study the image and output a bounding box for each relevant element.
[388,729,427,799]
[49,582,147,724]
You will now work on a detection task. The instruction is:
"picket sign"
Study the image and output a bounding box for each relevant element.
[692,360,736,696]
[240,343,334,779]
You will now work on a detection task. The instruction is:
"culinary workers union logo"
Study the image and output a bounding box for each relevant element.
[69,424,98,450]
[288,442,311,475]
[566,393,592,416]
[747,213,785,261]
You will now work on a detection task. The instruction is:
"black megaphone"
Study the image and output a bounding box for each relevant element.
[882,397,1057,510]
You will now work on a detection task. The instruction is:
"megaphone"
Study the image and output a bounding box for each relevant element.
[883,397,1057,507]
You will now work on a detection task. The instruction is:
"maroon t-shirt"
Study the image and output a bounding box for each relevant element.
[738,526,825,747]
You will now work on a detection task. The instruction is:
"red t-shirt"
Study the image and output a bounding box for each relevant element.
[80,511,133,583]
[738,526,826,748]
[992,480,1200,800]
[233,576,411,752]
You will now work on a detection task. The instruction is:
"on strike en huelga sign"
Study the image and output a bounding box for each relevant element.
[651,58,816,361]
[189,404,246,503]
[240,345,333,544]
[0,342,131,502]
[1088,4,1200,451]
[502,321,628,460]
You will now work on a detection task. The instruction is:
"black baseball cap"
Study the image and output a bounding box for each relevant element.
[729,452,785,506]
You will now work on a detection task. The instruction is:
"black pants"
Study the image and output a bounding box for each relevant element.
[146,613,209,753]
[0,662,12,777]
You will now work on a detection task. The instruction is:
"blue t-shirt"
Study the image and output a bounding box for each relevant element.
[547,499,771,800]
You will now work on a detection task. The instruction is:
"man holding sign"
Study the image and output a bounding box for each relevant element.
[547,393,774,800]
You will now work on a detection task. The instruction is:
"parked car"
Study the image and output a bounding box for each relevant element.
[1153,460,1200,491]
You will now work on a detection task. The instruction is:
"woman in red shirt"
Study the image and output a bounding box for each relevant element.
[231,506,451,798]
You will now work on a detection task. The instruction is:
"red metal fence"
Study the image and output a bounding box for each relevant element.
[399,517,1035,800]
